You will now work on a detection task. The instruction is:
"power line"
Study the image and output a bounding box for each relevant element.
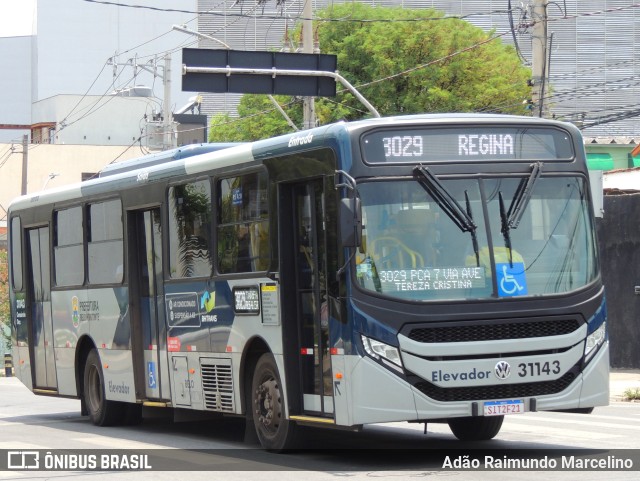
[81,0,526,23]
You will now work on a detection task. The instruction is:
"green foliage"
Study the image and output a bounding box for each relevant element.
[0,250,9,349]
[624,387,640,401]
[209,3,532,142]
[210,95,302,142]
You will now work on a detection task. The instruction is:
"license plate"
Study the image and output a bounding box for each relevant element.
[483,399,525,416]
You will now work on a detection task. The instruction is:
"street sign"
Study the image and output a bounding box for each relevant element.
[182,48,337,97]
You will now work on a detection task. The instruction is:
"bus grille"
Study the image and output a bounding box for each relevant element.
[200,359,235,412]
[412,370,576,402]
[407,319,581,344]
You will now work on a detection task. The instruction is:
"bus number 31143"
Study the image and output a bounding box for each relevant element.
[518,361,561,377]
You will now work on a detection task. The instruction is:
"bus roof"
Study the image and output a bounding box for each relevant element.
[8,113,580,214]
[98,143,243,177]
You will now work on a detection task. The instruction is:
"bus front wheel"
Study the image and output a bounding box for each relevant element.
[448,415,504,441]
[83,349,124,426]
[251,353,297,451]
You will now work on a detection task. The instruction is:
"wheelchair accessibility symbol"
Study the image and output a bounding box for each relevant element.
[496,262,528,297]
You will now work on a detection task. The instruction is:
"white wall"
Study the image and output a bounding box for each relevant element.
[603,168,640,191]
[33,95,159,146]
[0,0,194,142]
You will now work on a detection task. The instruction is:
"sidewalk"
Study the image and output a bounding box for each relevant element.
[610,369,640,401]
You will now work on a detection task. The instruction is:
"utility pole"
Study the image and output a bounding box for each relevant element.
[21,134,28,195]
[531,0,549,118]
[107,55,176,150]
[302,0,316,130]
[163,54,173,150]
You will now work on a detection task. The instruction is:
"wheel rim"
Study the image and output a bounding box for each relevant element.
[87,364,102,414]
[254,374,282,438]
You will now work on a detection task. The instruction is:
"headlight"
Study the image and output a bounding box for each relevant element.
[361,334,403,372]
[584,321,606,362]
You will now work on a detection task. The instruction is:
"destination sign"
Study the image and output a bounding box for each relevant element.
[378,267,486,293]
[361,127,573,163]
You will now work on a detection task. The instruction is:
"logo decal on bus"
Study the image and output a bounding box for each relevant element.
[71,296,79,328]
[496,263,528,297]
[200,291,218,323]
[200,291,216,313]
[495,361,512,380]
[167,337,181,352]
[287,133,313,148]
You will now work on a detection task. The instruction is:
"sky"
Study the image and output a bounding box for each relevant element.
[0,0,36,38]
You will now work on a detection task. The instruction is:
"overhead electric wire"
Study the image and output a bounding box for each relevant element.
[81,0,527,23]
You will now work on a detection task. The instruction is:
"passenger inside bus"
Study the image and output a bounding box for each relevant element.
[368,208,437,269]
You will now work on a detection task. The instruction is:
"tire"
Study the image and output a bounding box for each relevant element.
[448,415,504,441]
[251,353,297,451]
[83,349,125,426]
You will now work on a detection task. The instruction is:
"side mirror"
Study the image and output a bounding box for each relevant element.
[339,197,362,248]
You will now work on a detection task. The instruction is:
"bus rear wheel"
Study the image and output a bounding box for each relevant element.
[83,349,124,426]
[251,353,297,451]
[448,415,504,441]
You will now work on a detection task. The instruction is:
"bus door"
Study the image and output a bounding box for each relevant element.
[26,226,57,390]
[128,209,170,401]
[281,179,334,418]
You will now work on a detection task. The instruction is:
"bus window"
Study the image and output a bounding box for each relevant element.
[168,180,212,278]
[217,172,269,274]
[10,216,23,291]
[54,206,85,286]
[87,199,123,285]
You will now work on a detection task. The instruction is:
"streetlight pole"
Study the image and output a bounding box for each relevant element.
[163,54,174,150]
[302,0,316,130]
[21,134,28,195]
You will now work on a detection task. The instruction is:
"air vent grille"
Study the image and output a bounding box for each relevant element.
[200,359,234,412]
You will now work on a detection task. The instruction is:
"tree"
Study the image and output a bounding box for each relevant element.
[0,249,9,352]
[210,4,531,142]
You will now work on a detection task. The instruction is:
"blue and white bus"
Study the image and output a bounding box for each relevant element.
[8,114,608,450]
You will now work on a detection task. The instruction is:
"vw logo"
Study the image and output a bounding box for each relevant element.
[494,361,511,380]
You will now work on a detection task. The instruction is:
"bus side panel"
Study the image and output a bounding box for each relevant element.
[12,292,32,390]
[163,278,284,415]
[98,348,137,403]
[51,290,87,396]
[51,287,131,397]
[13,345,32,390]
[344,355,418,425]
[87,287,132,351]
[577,342,610,408]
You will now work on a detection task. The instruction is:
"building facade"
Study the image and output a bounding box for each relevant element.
[0,0,194,143]
[196,0,640,143]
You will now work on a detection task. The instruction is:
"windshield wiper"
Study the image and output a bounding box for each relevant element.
[414,166,480,266]
[415,166,476,232]
[506,161,543,229]
[499,191,514,267]
[464,190,480,267]
[499,162,542,267]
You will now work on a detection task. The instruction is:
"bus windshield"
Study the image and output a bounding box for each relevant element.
[355,176,597,301]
